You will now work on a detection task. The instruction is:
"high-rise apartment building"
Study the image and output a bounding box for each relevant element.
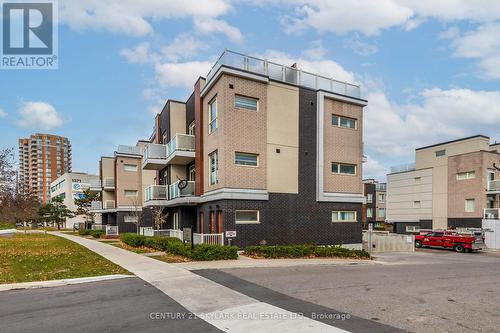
[18,133,72,203]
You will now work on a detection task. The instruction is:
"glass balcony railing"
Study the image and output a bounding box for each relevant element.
[143,143,168,160]
[206,50,361,99]
[487,180,500,191]
[117,145,142,155]
[166,134,195,158]
[145,185,169,201]
[169,181,195,199]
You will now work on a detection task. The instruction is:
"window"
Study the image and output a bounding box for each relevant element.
[456,171,475,180]
[435,149,446,157]
[235,152,258,166]
[406,226,421,233]
[188,164,196,181]
[124,164,137,172]
[378,193,385,203]
[332,115,357,129]
[124,215,138,223]
[188,121,195,135]
[209,151,218,185]
[331,163,356,175]
[367,193,373,203]
[413,201,421,208]
[172,212,180,229]
[378,208,386,218]
[124,190,138,197]
[208,97,218,133]
[414,177,421,184]
[465,199,475,212]
[235,95,258,111]
[366,208,373,218]
[235,210,260,224]
[332,211,357,222]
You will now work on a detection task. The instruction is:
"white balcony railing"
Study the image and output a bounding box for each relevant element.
[144,143,168,160]
[103,178,115,188]
[167,134,195,158]
[193,233,224,245]
[487,180,500,192]
[169,181,195,199]
[117,145,142,155]
[206,50,361,99]
[376,183,387,191]
[104,200,115,209]
[91,201,102,210]
[484,208,500,219]
[145,185,169,201]
[89,179,102,190]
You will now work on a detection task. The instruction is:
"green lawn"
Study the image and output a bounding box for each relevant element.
[0,222,16,230]
[0,233,130,284]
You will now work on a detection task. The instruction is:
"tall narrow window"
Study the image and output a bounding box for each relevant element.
[378,193,385,203]
[235,95,258,111]
[209,151,218,185]
[465,199,475,212]
[208,97,218,134]
[378,208,386,218]
[188,121,195,136]
[366,208,373,218]
[188,164,196,181]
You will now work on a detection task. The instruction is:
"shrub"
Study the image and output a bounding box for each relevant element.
[78,229,91,236]
[190,244,238,261]
[244,245,371,259]
[89,230,105,239]
[121,233,146,247]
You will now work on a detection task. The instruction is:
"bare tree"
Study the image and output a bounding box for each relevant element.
[152,206,166,231]
[129,197,144,234]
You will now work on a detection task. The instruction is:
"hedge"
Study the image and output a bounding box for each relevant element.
[120,234,238,260]
[78,229,105,239]
[244,245,370,259]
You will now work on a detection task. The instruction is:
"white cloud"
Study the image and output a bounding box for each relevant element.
[60,0,232,36]
[448,23,500,79]
[0,108,7,118]
[363,156,390,181]
[345,35,378,56]
[154,61,213,89]
[161,34,209,62]
[193,17,244,44]
[301,40,327,60]
[120,42,152,64]
[17,102,65,130]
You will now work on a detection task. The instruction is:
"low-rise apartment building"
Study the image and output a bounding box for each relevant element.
[140,50,368,248]
[362,179,386,228]
[387,135,500,233]
[91,142,156,233]
[49,172,100,228]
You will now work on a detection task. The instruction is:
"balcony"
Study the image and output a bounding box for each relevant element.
[487,180,500,193]
[145,185,169,201]
[91,201,102,210]
[142,134,195,170]
[89,179,102,191]
[117,145,142,156]
[103,200,115,209]
[102,178,115,190]
[376,183,387,192]
[169,181,195,199]
[206,50,361,99]
[484,208,499,219]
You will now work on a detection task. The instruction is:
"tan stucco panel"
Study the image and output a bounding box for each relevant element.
[203,74,267,192]
[266,82,299,193]
[323,98,363,194]
[170,164,187,184]
[170,102,187,137]
[115,156,142,207]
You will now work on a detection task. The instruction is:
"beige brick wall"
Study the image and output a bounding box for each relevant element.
[115,156,142,207]
[203,74,267,192]
[448,151,500,218]
[323,98,363,194]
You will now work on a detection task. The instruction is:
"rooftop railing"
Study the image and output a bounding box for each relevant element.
[376,183,387,191]
[117,145,142,155]
[206,50,361,99]
[390,163,416,174]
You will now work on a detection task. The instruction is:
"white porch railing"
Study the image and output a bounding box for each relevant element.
[193,233,224,246]
[106,225,118,236]
[154,229,184,241]
[487,180,500,191]
[140,227,154,236]
[484,208,500,219]
[91,224,104,230]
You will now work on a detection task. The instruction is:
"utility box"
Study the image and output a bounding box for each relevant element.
[482,219,500,249]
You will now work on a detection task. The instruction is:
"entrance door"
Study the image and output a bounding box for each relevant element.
[209,211,215,233]
[217,211,223,233]
[172,212,180,230]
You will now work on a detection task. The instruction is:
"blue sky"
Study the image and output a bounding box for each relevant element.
[1,0,500,180]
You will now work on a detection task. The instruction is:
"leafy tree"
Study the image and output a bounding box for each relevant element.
[38,196,75,230]
[74,188,100,229]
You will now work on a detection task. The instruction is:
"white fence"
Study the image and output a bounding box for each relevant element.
[91,224,104,230]
[106,225,118,236]
[139,228,184,241]
[193,233,224,246]
[139,227,154,236]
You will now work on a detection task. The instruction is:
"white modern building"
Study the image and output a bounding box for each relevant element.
[50,172,101,228]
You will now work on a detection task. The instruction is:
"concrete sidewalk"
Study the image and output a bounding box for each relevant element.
[52,232,348,333]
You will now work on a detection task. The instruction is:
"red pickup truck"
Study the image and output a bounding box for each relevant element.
[415,230,483,253]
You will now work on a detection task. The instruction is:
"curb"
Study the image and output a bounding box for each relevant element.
[0,274,134,292]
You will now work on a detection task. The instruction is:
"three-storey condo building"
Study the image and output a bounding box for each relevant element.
[91,141,156,232]
[362,179,386,228]
[142,50,368,248]
[387,135,500,233]
[18,133,72,203]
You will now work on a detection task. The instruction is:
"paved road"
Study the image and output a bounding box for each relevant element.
[0,277,221,333]
[196,250,500,333]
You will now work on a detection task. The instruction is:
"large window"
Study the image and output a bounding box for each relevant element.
[124,215,138,223]
[331,163,356,175]
[235,95,258,111]
[235,152,258,166]
[124,190,138,197]
[124,164,137,172]
[332,211,357,222]
[235,210,260,224]
[456,171,475,180]
[367,193,373,203]
[378,208,386,218]
[209,151,218,185]
[378,193,385,203]
[366,207,373,218]
[208,97,218,134]
[465,199,475,212]
[332,115,357,129]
